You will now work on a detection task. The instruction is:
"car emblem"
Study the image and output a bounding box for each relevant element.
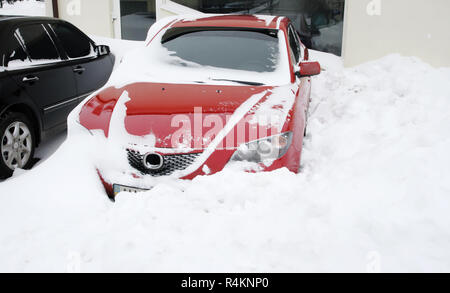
[142,152,164,170]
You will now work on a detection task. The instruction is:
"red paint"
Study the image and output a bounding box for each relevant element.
[80,83,272,146]
[97,169,114,199]
[299,61,321,77]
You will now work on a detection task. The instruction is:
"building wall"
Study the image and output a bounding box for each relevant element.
[156,0,200,20]
[45,0,54,16]
[46,0,115,38]
[343,0,450,67]
[45,0,450,67]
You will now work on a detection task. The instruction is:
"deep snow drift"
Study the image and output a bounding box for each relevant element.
[0,0,46,16]
[0,43,450,271]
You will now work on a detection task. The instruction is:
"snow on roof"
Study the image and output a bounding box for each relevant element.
[170,14,284,30]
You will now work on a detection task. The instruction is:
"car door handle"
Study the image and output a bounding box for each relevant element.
[22,76,39,83]
[73,66,86,74]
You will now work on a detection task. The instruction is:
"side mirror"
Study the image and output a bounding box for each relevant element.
[296,61,321,78]
[96,45,111,56]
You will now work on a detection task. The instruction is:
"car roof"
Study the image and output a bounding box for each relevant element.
[0,15,23,21]
[0,15,58,24]
[171,14,289,30]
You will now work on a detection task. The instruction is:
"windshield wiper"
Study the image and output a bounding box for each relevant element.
[211,79,265,86]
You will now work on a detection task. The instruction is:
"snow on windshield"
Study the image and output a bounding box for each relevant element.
[108,22,291,87]
[161,29,280,73]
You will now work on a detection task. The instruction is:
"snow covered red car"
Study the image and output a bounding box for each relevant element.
[74,15,321,198]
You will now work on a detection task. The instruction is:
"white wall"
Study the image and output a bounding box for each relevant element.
[343,0,450,67]
[46,0,115,38]
[156,0,201,20]
[47,0,450,67]
[45,0,53,16]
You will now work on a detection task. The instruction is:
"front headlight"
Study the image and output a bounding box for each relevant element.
[230,132,293,164]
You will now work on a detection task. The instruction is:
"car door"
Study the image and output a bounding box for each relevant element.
[7,23,78,131]
[48,22,113,100]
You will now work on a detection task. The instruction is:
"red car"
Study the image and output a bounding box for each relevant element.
[76,15,321,198]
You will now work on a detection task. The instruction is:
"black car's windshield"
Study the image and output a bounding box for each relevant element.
[161,29,280,73]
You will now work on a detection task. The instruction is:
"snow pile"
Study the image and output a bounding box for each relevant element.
[0,46,450,272]
[0,0,46,16]
[90,36,143,69]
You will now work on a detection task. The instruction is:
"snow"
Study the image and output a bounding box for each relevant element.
[0,0,46,16]
[90,36,142,69]
[1,35,450,272]
[255,14,277,26]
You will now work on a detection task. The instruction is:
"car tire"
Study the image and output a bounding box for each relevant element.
[0,112,36,179]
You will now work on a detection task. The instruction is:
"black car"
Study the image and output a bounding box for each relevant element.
[0,16,114,178]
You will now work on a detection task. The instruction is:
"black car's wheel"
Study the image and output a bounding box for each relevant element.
[0,112,35,179]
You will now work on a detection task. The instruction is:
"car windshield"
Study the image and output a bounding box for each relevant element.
[161,29,280,73]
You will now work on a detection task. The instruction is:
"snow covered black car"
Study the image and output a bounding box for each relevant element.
[0,16,114,178]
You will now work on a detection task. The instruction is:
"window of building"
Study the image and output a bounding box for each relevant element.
[171,0,345,56]
[51,23,93,59]
[120,0,157,41]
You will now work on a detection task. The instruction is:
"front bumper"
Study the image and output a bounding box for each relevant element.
[97,148,236,198]
[97,143,301,199]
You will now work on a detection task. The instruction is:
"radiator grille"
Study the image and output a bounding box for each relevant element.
[127,149,201,177]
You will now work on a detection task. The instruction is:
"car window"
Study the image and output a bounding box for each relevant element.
[162,29,280,73]
[15,24,60,63]
[5,37,30,68]
[288,26,301,63]
[293,29,303,60]
[50,23,94,59]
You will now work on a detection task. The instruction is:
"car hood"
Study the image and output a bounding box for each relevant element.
[79,82,292,149]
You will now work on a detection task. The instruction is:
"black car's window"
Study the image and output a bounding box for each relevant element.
[288,25,300,63]
[162,29,279,72]
[50,23,94,59]
[16,24,60,62]
[6,37,30,67]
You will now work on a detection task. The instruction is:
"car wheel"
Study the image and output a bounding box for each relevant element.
[0,112,36,179]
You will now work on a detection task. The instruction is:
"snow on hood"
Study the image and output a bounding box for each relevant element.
[78,80,296,185]
[79,82,295,139]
